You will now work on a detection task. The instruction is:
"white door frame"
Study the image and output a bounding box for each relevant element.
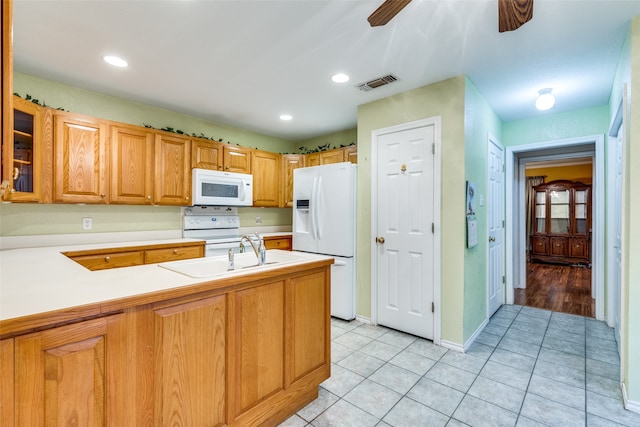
[505,134,605,320]
[370,116,442,345]
[487,134,505,318]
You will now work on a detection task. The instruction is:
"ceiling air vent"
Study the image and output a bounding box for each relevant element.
[355,74,399,92]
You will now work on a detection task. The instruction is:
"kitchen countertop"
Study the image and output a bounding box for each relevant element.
[0,239,330,330]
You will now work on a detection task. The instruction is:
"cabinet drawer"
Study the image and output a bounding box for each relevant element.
[72,251,144,271]
[263,237,292,251]
[145,246,203,264]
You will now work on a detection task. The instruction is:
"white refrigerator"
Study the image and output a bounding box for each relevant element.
[293,162,356,320]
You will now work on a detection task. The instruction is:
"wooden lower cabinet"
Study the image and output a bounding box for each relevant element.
[263,235,292,251]
[13,314,126,426]
[4,266,330,427]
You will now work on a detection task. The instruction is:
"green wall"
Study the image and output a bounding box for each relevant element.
[503,105,609,147]
[2,74,295,238]
[463,77,503,342]
[357,76,466,345]
[295,128,357,153]
[14,73,294,154]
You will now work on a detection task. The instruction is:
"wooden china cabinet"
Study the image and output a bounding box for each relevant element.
[530,180,591,266]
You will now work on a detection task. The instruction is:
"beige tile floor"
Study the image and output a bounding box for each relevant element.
[278,304,640,427]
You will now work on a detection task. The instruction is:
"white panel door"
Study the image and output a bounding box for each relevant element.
[488,137,505,317]
[376,125,434,339]
[613,128,623,352]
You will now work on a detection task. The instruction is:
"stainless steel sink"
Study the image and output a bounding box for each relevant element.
[158,251,301,278]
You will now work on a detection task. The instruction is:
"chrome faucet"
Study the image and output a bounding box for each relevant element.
[240,233,266,265]
[228,248,234,271]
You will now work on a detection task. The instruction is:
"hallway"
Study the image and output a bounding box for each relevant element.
[280,305,638,426]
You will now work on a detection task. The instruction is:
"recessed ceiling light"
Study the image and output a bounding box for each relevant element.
[103,55,128,68]
[331,73,350,83]
[280,114,292,121]
[535,88,555,111]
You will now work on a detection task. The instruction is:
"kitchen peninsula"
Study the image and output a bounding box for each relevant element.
[0,242,332,426]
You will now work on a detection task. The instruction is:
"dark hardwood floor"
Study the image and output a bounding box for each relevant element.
[515,262,594,318]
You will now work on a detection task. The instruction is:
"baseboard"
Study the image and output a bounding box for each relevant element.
[440,340,464,352]
[622,382,640,414]
[440,317,489,353]
[355,315,372,324]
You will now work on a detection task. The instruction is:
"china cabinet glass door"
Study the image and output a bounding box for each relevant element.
[549,189,570,234]
[535,191,546,233]
[574,189,588,234]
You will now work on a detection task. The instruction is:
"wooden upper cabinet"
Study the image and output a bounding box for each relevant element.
[110,124,154,204]
[318,149,344,165]
[281,154,305,208]
[306,152,320,167]
[54,111,109,203]
[223,145,251,174]
[251,149,280,207]
[154,133,192,206]
[192,139,224,171]
[4,96,47,202]
[14,314,127,426]
[344,145,357,164]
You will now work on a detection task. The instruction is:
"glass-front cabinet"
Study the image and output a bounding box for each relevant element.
[530,180,591,265]
[2,96,46,202]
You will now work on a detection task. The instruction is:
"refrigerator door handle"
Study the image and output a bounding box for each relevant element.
[316,176,323,240]
[311,176,319,240]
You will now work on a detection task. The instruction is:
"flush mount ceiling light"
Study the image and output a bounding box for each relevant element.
[331,73,350,83]
[535,88,555,111]
[279,114,293,121]
[103,55,128,68]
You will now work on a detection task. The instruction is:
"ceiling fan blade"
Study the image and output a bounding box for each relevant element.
[498,0,533,33]
[368,0,412,27]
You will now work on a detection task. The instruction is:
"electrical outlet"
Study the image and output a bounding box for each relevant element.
[82,217,92,230]
[255,216,262,224]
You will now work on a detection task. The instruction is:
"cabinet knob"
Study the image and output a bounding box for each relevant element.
[147,195,152,200]
[100,194,106,198]
[185,196,190,200]
[105,256,111,262]
[173,249,178,254]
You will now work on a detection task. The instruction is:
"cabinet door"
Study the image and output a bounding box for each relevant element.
[223,145,251,173]
[252,150,280,207]
[110,124,154,204]
[289,270,329,383]
[153,295,227,426]
[344,145,357,164]
[14,314,126,426]
[570,237,589,259]
[154,133,191,205]
[54,112,108,203]
[0,339,14,427]
[5,96,44,202]
[234,281,285,417]
[550,236,568,257]
[573,187,590,235]
[306,153,320,167]
[192,139,224,170]
[320,149,344,165]
[280,154,304,208]
[263,236,292,251]
[531,236,548,256]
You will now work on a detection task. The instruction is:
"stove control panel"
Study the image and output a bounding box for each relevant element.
[184,215,240,230]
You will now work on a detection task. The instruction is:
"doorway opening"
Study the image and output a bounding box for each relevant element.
[516,157,594,317]
[505,134,605,321]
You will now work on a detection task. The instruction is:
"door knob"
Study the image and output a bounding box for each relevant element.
[376,237,385,244]
[489,236,496,242]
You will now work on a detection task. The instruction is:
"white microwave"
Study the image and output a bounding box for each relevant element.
[192,168,253,206]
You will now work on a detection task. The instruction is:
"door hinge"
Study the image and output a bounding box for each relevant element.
[502,164,505,172]
[431,223,434,233]
[502,276,505,284]
[431,302,435,313]
[502,220,505,228]
[432,143,435,155]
